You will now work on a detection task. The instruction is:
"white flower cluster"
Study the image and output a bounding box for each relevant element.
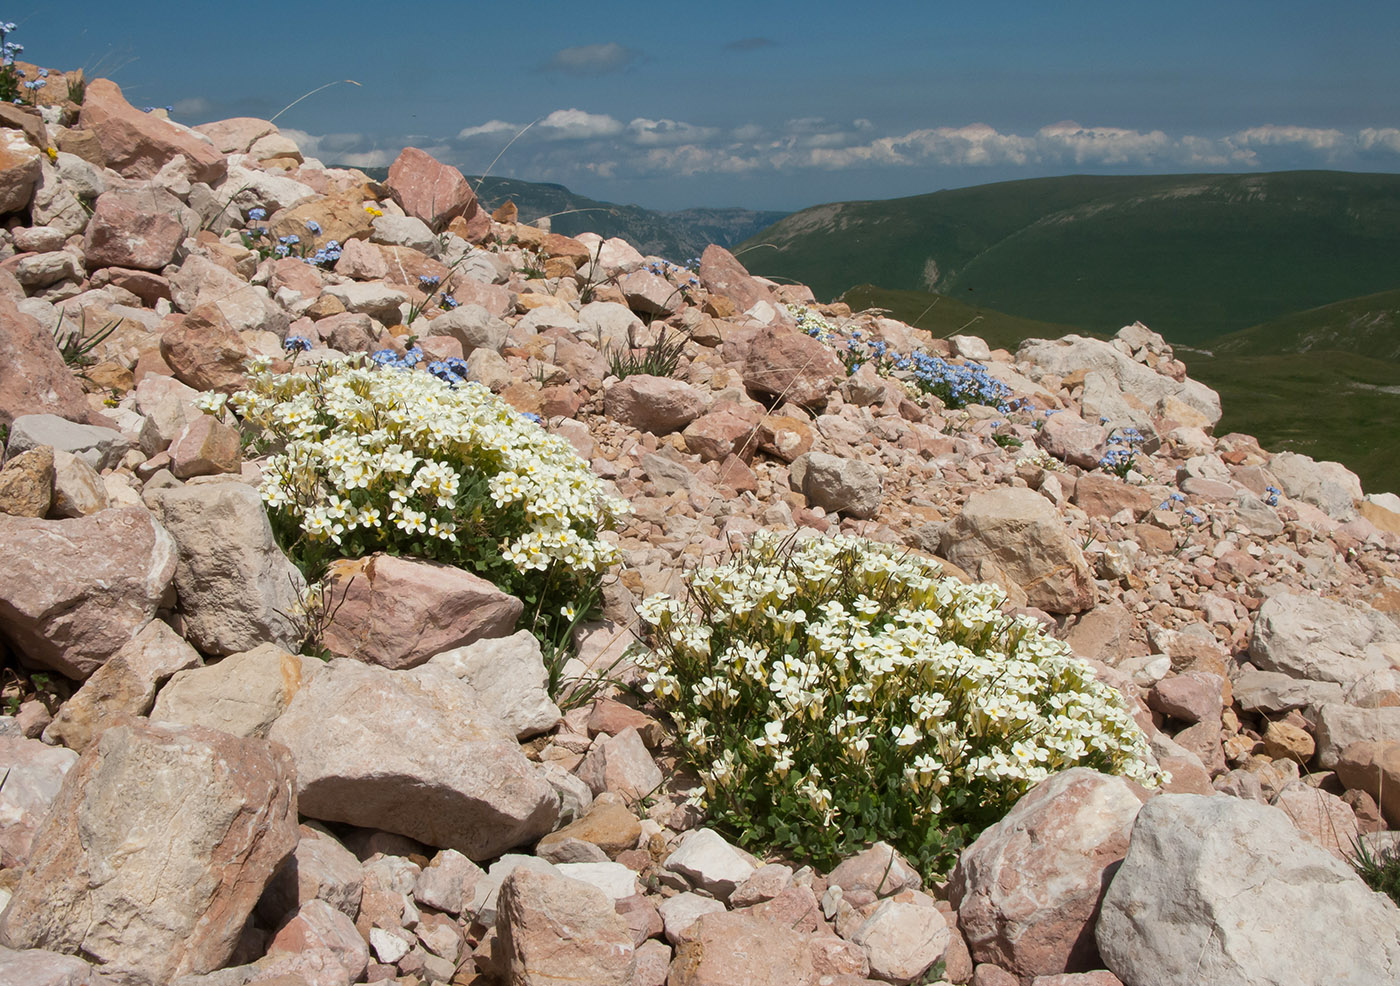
[224,356,627,574]
[636,532,1163,833]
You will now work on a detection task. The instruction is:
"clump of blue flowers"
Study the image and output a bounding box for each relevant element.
[1264,485,1281,507]
[240,210,342,270]
[1099,427,1144,479]
[791,305,1023,414]
[0,22,45,106]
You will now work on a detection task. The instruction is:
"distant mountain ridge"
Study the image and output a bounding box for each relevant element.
[349,168,786,263]
[738,170,1400,344]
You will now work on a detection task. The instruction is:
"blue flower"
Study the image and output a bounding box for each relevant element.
[419,275,441,289]
[283,335,313,353]
[305,220,322,235]
[247,207,267,221]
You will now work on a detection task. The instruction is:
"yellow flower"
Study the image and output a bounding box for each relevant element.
[45,146,57,162]
[364,204,383,217]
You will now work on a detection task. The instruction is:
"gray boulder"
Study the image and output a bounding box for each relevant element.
[1248,593,1400,693]
[1096,793,1400,986]
[149,481,306,656]
[267,659,559,860]
[789,451,883,519]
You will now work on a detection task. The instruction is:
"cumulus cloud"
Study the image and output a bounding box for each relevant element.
[542,42,640,75]
[538,108,626,140]
[457,119,520,140]
[290,112,1400,187]
[628,117,721,146]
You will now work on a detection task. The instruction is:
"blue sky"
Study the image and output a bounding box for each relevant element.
[17,1,1400,211]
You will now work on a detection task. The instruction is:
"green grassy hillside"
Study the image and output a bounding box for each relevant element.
[740,171,1400,345]
[1188,350,1400,496]
[1209,289,1400,362]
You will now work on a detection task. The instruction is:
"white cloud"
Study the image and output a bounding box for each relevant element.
[538,108,625,140]
[1359,128,1400,154]
[284,112,1400,189]
[543,42,639,75]
[627,117,720,147]
[1229,124,1347,150]
[457,119,520,140]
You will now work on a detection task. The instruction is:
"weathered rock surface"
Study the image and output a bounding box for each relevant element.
[0,507,177,679]
[497,866,636,986]
[951,769,1147,981]
[1248,592,1400,692]
[42,618,201,752]
[79,79,227,184]
[1096,793,1400,986]
[151,643,319,738]
[149,482,305,656]
[426,630,561,739]
[0,720,297,985]
[319,553,522,669]
[943,487,1096,613]
[0,736,79,868]
[267,659,558,859]
[790,450,883,519]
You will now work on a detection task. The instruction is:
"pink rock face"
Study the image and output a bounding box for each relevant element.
[949,769,1148,982]
[193,116,278,154]
[1146,671,1224,725]
[319,553,523,670]
[257,898,369,986]
[727,324,844,410]
[0,736,78,869]
[618,269,680,316]
[0,507,178,679]
[698,244,775,314]
[1071,473,1153,521]
[683,405,764,463]
[83,188,186,271]
[168,414,242,479]
[0,129,41,214]
[0,292,91,427]
[576,727,663,803]
[942,487,1096,614]
[159,304,252,394]
[497,867,636,986]
[0,720,299,985]
[78,79,226,184]
[385,147,478,231]
[333,236,390,281]
[670,908,868,986]
[604,375,711,435]
[1036,411,1107,471]
[266,659,559,859]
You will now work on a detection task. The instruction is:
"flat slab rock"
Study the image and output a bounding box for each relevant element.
[0,720,298,985]
[267,658,558,860]
[1096,792,1400,986]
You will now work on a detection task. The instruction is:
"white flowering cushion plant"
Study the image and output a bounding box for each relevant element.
[203,354,627,670]
[635,531,1164,875]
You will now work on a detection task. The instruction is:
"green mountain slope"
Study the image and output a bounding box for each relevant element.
[1210,289,1400,362]
[348,167,785,262]
[739,171,1400,345]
